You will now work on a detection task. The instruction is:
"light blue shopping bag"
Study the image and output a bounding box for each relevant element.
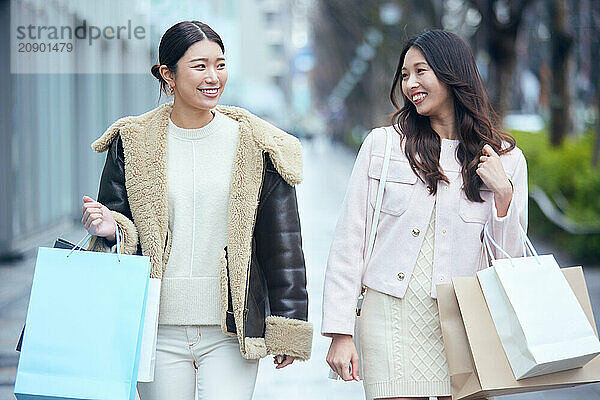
[15,233,150,400]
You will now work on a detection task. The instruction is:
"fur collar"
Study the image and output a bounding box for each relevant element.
[91,102,302,185]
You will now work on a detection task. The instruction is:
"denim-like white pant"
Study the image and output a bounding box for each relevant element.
[137,325,259,400]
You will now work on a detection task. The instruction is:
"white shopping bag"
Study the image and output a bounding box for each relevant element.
[137,278,161,382]
[477,223,600,380]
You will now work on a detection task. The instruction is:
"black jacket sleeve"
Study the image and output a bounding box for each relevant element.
[254,156,308,321]
[93,134,140,254]
[98,134,133,221]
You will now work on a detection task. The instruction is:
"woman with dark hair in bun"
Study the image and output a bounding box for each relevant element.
[81,21,312,399]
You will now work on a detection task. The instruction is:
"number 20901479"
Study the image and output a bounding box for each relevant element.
[18,42,73,52]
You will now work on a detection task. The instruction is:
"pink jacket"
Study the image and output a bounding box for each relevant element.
[321,126,528,336]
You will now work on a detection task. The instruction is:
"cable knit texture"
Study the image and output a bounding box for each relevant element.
[361,205,451,399]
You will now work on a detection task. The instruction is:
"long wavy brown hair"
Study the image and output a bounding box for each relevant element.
[390,30,516,202]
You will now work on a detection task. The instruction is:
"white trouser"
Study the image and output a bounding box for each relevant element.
[137,325,259,400]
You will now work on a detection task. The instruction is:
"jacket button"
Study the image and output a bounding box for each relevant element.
[412,228,420,237]
[397,272,405,281]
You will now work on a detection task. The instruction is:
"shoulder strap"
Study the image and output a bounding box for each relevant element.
[364,127,393,265]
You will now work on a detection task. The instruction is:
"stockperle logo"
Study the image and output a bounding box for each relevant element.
[11,0,151,74]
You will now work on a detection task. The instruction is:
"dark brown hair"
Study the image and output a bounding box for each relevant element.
[150,21,225,97]
[390,30,516,202]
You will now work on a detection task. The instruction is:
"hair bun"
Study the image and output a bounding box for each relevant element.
[151,64,162,80]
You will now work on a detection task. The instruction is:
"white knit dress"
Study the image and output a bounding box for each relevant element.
[359,204,451,399]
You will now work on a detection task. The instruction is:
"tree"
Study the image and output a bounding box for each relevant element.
[469,0,535,119]
[549,0,574,147]
[591,1,600,167]
[311,0,442,144]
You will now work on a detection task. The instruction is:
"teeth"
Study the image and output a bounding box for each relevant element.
[412,93,426,101]
[199,88,218,94]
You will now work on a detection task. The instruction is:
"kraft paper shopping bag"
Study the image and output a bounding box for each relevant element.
[437,267,600,400]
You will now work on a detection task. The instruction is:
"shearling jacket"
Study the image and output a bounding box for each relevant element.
[322,126,528,336]
[88,102,312,361]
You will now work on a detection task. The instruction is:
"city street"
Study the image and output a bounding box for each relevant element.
[1,137,599,400]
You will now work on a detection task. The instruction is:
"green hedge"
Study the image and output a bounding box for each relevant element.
[511,129,600,263]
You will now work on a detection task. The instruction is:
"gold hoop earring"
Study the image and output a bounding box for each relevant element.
[169,86,175,95]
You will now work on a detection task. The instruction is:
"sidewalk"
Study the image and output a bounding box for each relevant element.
[1,138,599,399]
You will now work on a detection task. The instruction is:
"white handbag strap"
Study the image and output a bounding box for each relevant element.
[365,128,393,265]
[336,129,393,381]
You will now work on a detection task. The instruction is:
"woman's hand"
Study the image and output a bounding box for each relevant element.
[273,354,296,369]
[82,195,117,240]
[476,144,513,218]
[326,334,360,381]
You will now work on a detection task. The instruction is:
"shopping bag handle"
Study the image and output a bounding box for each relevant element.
[483,222,540,266]
[67,221,121,261]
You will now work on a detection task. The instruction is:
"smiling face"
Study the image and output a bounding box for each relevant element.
[170,39,227,111]
[401,46,453,120]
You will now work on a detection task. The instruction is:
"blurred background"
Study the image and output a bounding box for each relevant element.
[0,0,599,399]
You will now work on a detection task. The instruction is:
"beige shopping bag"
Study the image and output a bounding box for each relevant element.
[437,266,600,400]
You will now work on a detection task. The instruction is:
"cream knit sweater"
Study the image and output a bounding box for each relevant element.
[158,110,239,325]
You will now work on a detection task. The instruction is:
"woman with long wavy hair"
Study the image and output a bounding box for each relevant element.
[322,30,528,400]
